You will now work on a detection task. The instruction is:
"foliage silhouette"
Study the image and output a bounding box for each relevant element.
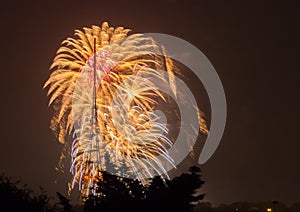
[56,192,73,212]
[0,173,52,211]
[2,172,300,212]
[84,166,204,212]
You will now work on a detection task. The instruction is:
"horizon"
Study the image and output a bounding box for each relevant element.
[0,0,299,207]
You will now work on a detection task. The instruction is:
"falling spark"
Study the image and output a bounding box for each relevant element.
[44,21,208,196]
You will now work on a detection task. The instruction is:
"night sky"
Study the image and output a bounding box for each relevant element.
[0,0,299,205]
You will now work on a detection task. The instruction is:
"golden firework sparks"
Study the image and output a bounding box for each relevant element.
[44,21,208,196]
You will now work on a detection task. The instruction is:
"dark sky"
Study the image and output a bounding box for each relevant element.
[0,0,299,205]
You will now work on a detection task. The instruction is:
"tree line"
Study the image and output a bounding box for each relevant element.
[0,166,204,212]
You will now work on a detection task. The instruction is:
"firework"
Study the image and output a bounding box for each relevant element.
[44,21,208,196]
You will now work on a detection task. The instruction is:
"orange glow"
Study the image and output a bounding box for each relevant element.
[44,21,208,196]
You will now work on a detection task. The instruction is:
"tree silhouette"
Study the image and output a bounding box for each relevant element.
[84,170,147,212]
[0,173,53,211]
[146,166,204,212]
[84,166,204,212]
[56,192,73,212]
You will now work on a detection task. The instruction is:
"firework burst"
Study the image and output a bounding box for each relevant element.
[44,21,208,196]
